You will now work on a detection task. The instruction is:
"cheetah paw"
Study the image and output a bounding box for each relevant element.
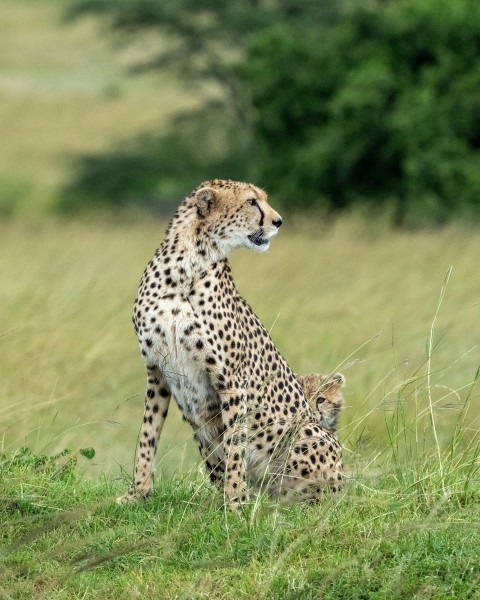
[116,488,150,504]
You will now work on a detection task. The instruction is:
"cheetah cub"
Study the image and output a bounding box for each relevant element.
[297,373,346,433]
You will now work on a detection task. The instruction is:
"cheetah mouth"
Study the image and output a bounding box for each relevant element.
[247,229,269,247]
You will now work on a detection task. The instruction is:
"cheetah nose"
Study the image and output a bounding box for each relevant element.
[272,217,283,228]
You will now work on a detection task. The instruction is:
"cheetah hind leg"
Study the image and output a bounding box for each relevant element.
[194,431,226,492]
[116,366,171,504]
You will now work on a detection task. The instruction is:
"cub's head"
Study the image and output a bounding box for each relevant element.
[192,179,282,254]
[297,372,346,433]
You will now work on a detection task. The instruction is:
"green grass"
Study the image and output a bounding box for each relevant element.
[1,440,479,599]
[1,216,479,598]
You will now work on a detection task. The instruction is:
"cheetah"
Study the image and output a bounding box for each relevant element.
[118,179,343,509]
[297,372,346,433]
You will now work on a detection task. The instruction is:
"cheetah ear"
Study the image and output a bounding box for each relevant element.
[320,373,346,391]
[195,187,217,218]
[330,373,346,389]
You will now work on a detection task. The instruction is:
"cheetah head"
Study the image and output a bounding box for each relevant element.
[297,372,346,433]
[193,179,283,255]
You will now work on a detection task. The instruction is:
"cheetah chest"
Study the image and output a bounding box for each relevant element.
[139,296,219,428]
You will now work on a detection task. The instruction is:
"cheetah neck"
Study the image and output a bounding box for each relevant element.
[159,201,232,285]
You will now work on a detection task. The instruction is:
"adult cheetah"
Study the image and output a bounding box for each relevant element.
[118,179,343,509]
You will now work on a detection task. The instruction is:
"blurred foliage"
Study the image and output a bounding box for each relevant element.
[64,0,480,225]
[243,0,480,225]
[60,104,253,214]
[61,0,344,214]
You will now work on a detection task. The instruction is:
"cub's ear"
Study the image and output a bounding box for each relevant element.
[195,187,217,218]
[332,373,346,388]
[320,373,346,391]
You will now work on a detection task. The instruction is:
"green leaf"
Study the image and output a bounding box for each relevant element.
[79,447,96,460]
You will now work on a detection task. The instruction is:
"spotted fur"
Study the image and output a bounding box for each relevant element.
[117,179,343,509]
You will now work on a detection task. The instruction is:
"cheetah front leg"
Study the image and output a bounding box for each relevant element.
[117,366,171,504]
[220,387,249,510]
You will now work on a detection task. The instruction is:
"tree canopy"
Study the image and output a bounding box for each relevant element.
[64,0,480,225]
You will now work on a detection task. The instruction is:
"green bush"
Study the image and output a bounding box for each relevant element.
[241,0,480,224]
[65,0,480,224]
[61,0,346,214]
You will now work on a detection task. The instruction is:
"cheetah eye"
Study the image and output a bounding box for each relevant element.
[248,198,258,207]
[316,396,326,406]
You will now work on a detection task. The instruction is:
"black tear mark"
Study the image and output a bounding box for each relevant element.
[257,204,265,227]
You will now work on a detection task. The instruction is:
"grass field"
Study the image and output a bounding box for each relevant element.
[0,217,478,468]
[2,217,479,467]
[1,216,479,597]
[2,453,479,599]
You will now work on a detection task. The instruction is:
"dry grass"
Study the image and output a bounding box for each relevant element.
[1,216,479,481]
